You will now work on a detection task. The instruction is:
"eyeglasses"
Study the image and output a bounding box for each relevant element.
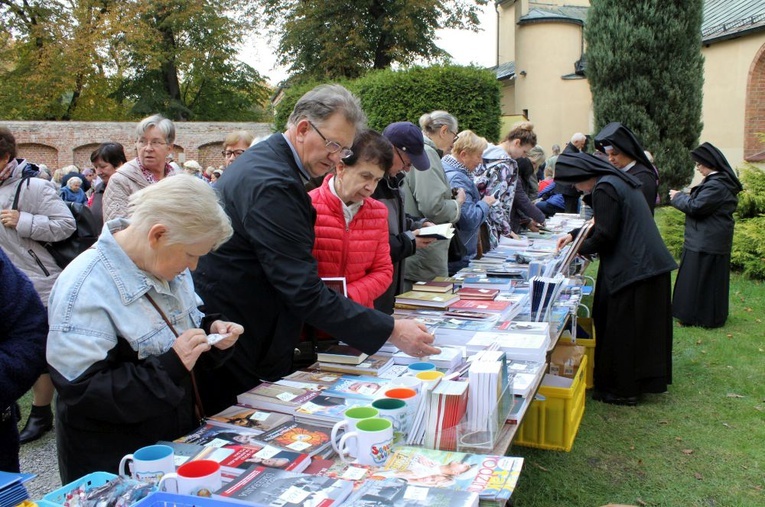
[137,139,168,148]
[307,120,353,158]
[395,148,412,170]
[222,149,245,158]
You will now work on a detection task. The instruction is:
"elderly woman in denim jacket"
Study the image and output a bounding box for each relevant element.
[47,175,244,483]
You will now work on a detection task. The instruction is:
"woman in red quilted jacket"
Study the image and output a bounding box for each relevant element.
[309,129,394,308]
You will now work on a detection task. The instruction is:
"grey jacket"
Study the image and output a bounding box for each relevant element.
[0,160,76,305]
[401,137,460,283]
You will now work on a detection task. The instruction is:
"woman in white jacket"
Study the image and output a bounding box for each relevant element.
[0,127,75,444]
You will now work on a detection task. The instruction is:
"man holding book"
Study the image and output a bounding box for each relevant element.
[193,85,438,413]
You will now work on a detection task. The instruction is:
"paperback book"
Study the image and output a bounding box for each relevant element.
[217,444,311,474]
[412,280,455,293]
[175,423,263,448]
[255,420,332,457]
[322,375,391,401]
[214,466,354,506]
[237,382,320,415]
[207,404,293,433]
[294,394,367,427]
[342,478,479,507]
[316,343,369,365]
[392,345,464,370]
[309,354,394,377]
[394,290,460,310]
[378,446,524,506]
[425,379,469,451]
[417,223,455,240]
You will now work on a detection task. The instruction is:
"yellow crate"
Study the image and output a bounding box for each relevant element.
[575,317,596,389]
[514,355,587,452]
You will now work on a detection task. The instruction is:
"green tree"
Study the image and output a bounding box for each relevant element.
[257,0,488,82]
[585,0,704,201]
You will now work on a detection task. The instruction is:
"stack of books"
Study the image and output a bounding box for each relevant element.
[207,404,293,433]
[255,419,333,458]
[315,343,369,365]
[394,290,460,310]
[456,287,500,300]
[412,280,455,293]
[460,276,515,292]
[237,382,320,415]
[424,378,469,451]
[466,354,505,434]
[294,394,368,427]
[465,331,550,362]
[392,345,464,371]
[322,375,391,401]
[310,354,395,377]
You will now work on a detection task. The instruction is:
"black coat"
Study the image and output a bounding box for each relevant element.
[626,162,658,214]
[670,173,739,254]
[193,134,393,407]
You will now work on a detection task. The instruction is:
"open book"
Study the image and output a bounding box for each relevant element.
[417,223,455,240]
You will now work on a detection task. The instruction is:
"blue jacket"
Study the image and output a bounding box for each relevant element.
[538,182,565,210]
[443,155,490,270]
[59,186,88,204]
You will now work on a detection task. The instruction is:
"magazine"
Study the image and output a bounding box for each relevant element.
[342,478,478,507]
[207,405,293,433]
[256,420,332,457]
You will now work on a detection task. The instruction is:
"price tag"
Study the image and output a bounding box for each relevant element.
[206,438,228,448]
[403,485,429,501]
[254,445,280,459]
[287,441,311,451]
[249,411,270,422]
[341,466,368,481]
[276,391,297,402]
[280,486,310,504]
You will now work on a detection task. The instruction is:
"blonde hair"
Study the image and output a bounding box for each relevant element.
[224,130,255,148]
[503,121,537,146]
[452,130,487,156]
[183,160,202,174]
[128,175,233,249]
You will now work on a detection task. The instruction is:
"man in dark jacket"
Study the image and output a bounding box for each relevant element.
[373,122,436,314]
[193,85,438,413]
[0,248,47,472]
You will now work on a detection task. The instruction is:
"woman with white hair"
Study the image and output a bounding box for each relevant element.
[47,175,243,482]
[103,114,179,222]
[59,176,88,204]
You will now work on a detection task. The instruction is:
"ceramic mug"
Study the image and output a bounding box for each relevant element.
[337,417,394,466]
[407,362,436,374]
[388,375,422,394]
[158,459,222,497]
[383,386,419,432]
[371,398,408,432]
[118,444,175,484]
[330,406,379,457]
[416,370,445,389]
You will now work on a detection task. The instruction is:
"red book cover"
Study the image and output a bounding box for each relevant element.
[449,299,513,313]
[456,287,500,300]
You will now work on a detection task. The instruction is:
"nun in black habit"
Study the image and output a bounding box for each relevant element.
[556,152,677,406]
[595,122,659,213]
[669,142,742,328]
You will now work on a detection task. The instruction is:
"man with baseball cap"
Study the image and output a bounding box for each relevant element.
[372,121,436,313]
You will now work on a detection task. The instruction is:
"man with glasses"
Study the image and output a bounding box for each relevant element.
[193,85,439,414]
[372,122,436,314]
[221,130,255,168]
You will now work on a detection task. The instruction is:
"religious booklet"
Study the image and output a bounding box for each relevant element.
[207,404,293,433]
[315,343,369,365]
[174,423,262,448]
[310,354,395,377]
[214,465,354,506]
[216,444,312,475]
[236,382,320,415]
[417,223,455,240]
[342,478,479,507]
[322,375,391,401]
[294,394,368,428]
[378,446,524,507]
[276,370,344,392]
[412,280,455,293]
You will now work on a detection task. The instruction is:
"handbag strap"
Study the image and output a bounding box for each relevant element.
[144,293,206,422]
[11,176,31,211]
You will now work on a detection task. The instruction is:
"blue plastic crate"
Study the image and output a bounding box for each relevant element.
[134,491,244,507]
[43,472,118,506]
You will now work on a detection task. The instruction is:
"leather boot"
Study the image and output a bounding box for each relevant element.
[19,404,53,444]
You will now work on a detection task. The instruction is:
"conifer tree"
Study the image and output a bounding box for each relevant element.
[585,0,705,200]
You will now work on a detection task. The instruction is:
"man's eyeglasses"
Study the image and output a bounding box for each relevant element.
[222,149,245,158]
[308,120,353,158]
[395,148,412,170]
[136,139,168,148]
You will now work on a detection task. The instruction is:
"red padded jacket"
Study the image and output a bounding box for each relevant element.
[309,176,393,308]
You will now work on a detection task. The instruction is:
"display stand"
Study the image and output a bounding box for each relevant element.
[455,382,515,453]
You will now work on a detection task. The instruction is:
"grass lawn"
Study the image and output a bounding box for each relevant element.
[509,270,765,507]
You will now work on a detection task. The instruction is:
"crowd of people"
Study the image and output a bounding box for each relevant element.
[0,84,743,479]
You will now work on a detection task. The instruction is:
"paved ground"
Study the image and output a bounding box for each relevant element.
[18,423,61,500]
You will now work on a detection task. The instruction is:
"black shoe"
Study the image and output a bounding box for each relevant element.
[19,407,53,444]
[593,392,639,407]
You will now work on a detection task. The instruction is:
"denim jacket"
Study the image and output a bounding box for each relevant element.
[47,219,204,381]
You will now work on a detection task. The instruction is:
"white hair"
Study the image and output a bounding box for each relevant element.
[136,114,176,145]
[571,132,586,144]
[67,176,82,189]
[287,84,366,130]
[128,175,233,249]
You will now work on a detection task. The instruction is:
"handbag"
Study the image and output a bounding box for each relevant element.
[447,228,467,263]
[13,177,100,269]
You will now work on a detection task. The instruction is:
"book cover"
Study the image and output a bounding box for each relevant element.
[456,287,500,300]
[281,370,344,389]
[316,343,369,365]
[156,440,207,467]
[395,291,460,309]
[294,394,367,426]
[207,405,293,433]
[322,276,348,297]
[175,423,263,448]
[217,444,311,474]
[342,478,479,507]
[376,446,523,504]
[311,354,394,377]
[302,459,382,491]
[392,345,463,370]
[256,420,332,456]
[322,375,390,401]
[215,466,354,506]
[449,299,513,314]
[237,382,320,414]
[461,276,514,291]
[412,280,454,293]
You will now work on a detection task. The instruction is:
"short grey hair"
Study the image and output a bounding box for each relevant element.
[128,175,233,249]
[287,84,366,130]
[528,145,546,166]
[571,132,586,144]
[67,176,83,189]
[136,114,176,146]
[419,111,458,136]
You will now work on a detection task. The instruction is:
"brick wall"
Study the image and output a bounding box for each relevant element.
[745,44,765,161]
[1,121,273,170]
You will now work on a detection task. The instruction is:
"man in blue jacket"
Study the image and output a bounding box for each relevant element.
[193,85,438,413]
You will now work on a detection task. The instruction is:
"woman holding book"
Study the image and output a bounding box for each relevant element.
[309,129,393,308]
[47,175,244,482]
[442,130,495,273]
[669,143,742,328]
[555,152,676,406]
